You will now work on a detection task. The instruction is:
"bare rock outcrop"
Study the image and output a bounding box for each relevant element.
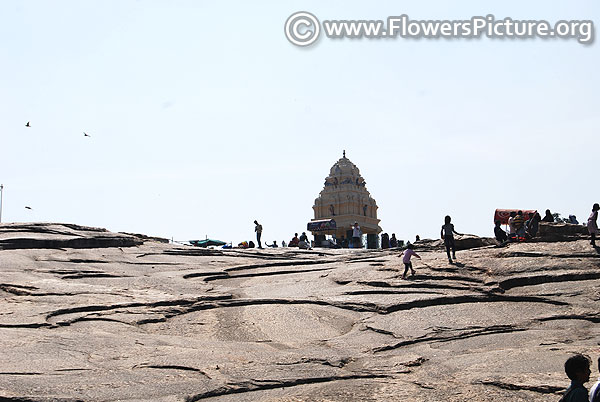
[1,223,599,401]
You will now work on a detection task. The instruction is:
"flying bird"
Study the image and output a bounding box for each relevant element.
[25,122,31,127]
[25,206,32,210]
[83,132,90,137]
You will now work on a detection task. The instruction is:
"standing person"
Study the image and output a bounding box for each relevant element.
[399,243,421,279]
[389,233,398,248]
[560,354,591,402]
[508,211,517,236]
[590,357,600,402]
[587,203,600,247]
[441,215,462,263]
[254,220,263,249]
[352,222,362,249]
[527,212,541,238]
[542,209,555,223]
[381,233,390,249]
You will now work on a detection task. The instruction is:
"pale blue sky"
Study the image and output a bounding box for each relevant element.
[1,1,598,244]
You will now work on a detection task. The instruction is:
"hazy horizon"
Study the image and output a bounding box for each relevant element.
[1,1,598,245]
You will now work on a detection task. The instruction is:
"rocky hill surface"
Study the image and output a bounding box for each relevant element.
[1,223,599,401]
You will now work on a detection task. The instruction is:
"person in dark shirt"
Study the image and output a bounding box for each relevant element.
[494,220,508,243]
[441,215,462,264]
[389,233,398,248]
[526,212,541,237]
[561,354,591,402]
[542,209,555,223]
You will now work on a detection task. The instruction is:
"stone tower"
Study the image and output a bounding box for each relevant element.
[310,151,381,247]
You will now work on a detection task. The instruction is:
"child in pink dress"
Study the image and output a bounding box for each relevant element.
[399,243,421,279]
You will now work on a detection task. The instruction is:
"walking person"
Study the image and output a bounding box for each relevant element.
[254,220,263,249]
[441,215,462,264]
[399,243,421,279]
[588,203,599,247]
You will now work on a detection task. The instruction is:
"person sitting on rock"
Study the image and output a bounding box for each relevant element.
[266,241,278,248]
[494,220,508,243]
[289,233,300,247]
[542,209,555,223]
[560,354,591,401]
[513,211,526,236]
[590,356,600,402]
[298,232,312,250]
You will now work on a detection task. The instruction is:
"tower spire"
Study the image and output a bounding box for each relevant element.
[343,150,346,158]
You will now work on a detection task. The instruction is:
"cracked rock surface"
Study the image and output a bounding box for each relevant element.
[1,223,599,401]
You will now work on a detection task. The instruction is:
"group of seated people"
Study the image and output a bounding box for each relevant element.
[494,210,542,243]
[287,232,311,249]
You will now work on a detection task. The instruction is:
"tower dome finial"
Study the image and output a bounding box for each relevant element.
[343,150,346,158]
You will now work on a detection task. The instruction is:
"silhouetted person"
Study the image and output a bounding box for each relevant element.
[415,235,420,242]
[526,212,541,237]
[254,220,263,249]
[542,209,555,223]
[569,215,579,224]
[590,356,600,402]
[561,354,591,401]
[381,233,389,249]
[289,233,299,247]
[266,241,278,248]
[441,215,462,263]
[389,233,398,248]
[494,220,508,243]
[298,232,311,249]
[588,203,599,247]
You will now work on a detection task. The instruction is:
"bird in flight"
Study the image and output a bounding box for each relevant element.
[25,122,31,127]
[25,206,32,210]
[83,132,90,137]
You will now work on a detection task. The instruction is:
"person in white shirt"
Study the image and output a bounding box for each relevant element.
[590,356,600,402]
[352,222,362,248]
